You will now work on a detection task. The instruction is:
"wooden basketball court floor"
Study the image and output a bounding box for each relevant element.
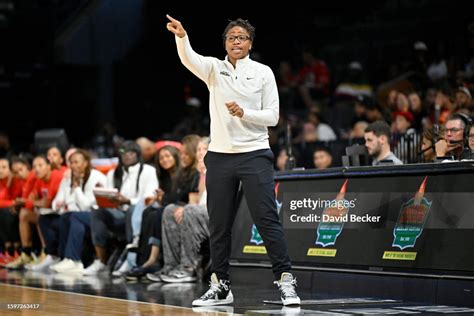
[2,266,474,315]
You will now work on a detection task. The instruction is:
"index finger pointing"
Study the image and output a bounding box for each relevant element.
[166,14,179,23]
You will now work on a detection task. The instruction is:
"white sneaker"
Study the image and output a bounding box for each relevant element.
[83,259,108,275]
[52,258,84,274]
[30,255,60,271]
[112,260,130,277]
[274,272,301,306]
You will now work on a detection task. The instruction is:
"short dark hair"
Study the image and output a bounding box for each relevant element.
[446,113,471,129]
[365,120,391,139]
[313,146,332,156]
[222,18,255,44]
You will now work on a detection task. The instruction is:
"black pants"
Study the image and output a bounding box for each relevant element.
[205,149,291,280]
[0,208,19,245]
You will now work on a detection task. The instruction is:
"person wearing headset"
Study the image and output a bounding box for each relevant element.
[435,113,471,160]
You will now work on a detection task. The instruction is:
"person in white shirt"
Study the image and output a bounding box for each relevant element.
[84,141,158,275]
[166,15,300,307]
[48,149,107,273]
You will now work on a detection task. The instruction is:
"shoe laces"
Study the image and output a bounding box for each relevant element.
[274,277,297,298]
[201,280,227,298]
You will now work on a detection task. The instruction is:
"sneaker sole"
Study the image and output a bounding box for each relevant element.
[146,274,163,282]
[161,275,197,283]
[192,297,234,306]
[282,297,301,306]
[192,293,233,306]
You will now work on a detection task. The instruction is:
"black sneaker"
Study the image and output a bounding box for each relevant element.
[274,272,301,306]
[192,273,233,306]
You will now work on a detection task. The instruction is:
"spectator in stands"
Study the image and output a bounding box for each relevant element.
[123,144,182,279]
[435,114,469,160]
[308,109,337,141]
[6,155,64,269]
[420,126,444,162]
[142,134,200,281]
[334,61,372,99]
[392,111,416,139]
[83,141,158,275]
[366,102,387,123]
[408,92,426,131]
[349,121,369,140]
[364,120,403,166]
[35,149,107,273]
[136,137,158,165]
[455,86,472,111]
[159,137,211,283]
[352,95,370,126]
[395,92,410,112]
[296,51,331,108]
[386,90,398,110]
[313,147,333,170]
[277,61,298,110]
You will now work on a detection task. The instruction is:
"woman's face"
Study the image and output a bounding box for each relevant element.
[180,147,193,168]
[469,126,474,151]
[196,142,209,163]
[47,147,64,168]
[12,162,29,180]
[158,149,176,171]
[33,157,51,180]
[70,153,88,177]
[225,26,252,64]
[408,93,422,112]
[0,159,10,179]
[421,136,435,161]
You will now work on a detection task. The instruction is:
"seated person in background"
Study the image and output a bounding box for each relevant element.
[136,137,157,165]
[435,114,469,160]
[47,146,68,176]
[364,120,403,166]
[159,137,210,283]
[144,134,200,282]
[313,147,333,170]
[0,158,23,265]
[84,141,158,275]
[122,144,181,279]
[420,126,444,163]
[349,121,369,140]
[392,111,416,138]
[6,155,63,269]
[32,149,107,272]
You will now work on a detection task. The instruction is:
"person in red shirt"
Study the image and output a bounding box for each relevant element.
[47,146,69,177]
[5,155,63,269]
[0,158,23,264]
[297,51,331,108]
